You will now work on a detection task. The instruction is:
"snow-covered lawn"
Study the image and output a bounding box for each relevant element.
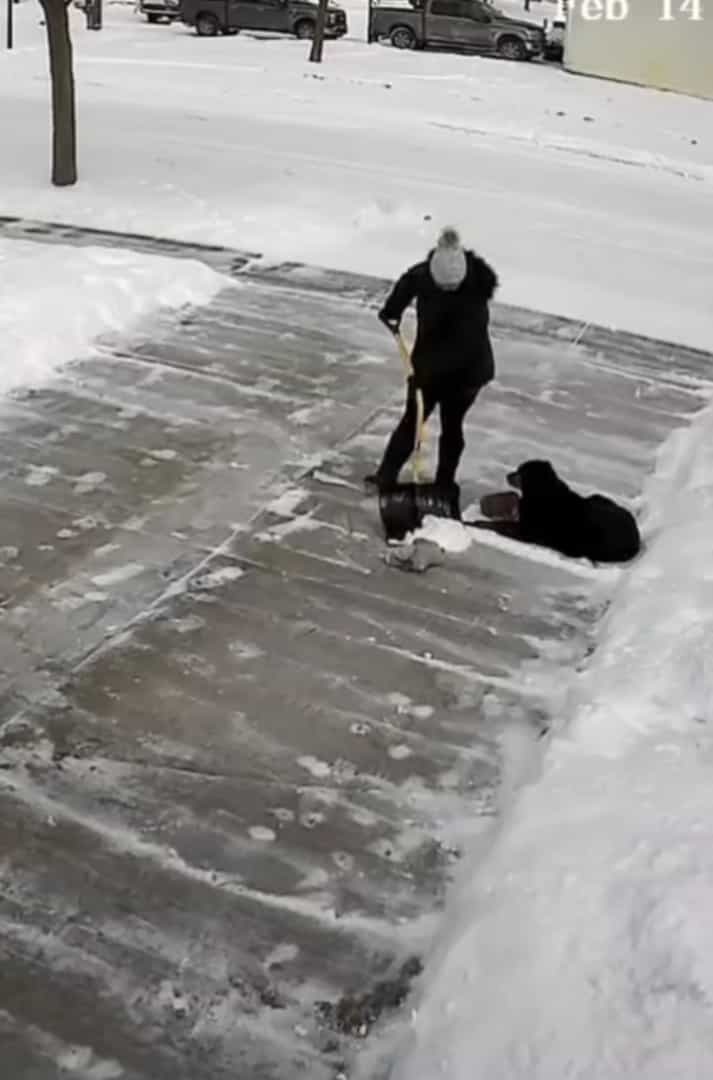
[0,239,226,396]
[1,3,712,346]
[393,396,713,1079]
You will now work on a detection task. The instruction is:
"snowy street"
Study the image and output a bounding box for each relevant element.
[2,2,713,1077]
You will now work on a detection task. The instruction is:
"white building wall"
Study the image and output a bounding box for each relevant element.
[564,0,713,100]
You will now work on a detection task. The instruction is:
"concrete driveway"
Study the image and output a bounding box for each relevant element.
[1,241,710,1079]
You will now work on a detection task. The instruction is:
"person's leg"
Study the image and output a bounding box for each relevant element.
[371,379,437,486]
[435,385,479,486]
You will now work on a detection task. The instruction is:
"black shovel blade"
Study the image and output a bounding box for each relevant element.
[378,482,461,542]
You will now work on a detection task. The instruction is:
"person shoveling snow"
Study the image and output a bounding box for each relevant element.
[366,227,499,541]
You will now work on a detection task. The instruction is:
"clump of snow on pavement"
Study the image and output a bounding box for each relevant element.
[410,515,473,553]
[392,398,713,1079]
[0,239,227,396]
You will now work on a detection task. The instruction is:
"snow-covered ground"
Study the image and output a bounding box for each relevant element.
[393,396,713,1079]
[1,3,712,347]
[0,239,227,395]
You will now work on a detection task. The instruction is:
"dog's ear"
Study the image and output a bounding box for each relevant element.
[541,461,559,484]
[532,460,554,474]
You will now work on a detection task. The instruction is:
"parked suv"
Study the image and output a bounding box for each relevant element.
[368,0,544,60]
[180,0,348,38]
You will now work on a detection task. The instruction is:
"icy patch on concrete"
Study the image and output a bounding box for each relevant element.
[196,565,245,589]
[25,465,59,487]
[266,487,309,516]
[249,826,277,842]
[56,1045,124,1079]
[91,563,145,587]
[73,472,107,495]
[388,744,413,761]
[297,755,332,779]
[256,513,322,543]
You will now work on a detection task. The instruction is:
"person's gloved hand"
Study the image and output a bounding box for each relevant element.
[379,311,400,336]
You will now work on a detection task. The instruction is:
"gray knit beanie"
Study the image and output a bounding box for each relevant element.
[429,227,467,291]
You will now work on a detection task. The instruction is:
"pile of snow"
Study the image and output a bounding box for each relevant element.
[410,515,473,554]
[393,398,713,1079]
[0,240,227,397]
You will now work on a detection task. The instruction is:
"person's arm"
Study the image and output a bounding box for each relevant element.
[378,266,418,333]
[470,255,498,301]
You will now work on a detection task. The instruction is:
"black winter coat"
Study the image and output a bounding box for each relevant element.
[379,251,498,390]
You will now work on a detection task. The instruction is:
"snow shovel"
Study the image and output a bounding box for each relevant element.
[378,331,462,543]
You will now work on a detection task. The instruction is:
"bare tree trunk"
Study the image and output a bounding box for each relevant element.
[7,0,15,51]
[308,0,329,62]
[39,0,77,186]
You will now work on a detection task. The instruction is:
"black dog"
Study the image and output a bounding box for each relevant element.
[481,460,640,563]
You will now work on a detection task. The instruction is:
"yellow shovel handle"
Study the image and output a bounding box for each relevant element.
[393,331,427,483]
[395,330,413,376]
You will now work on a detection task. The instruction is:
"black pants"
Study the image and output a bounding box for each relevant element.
[377,379,479,487]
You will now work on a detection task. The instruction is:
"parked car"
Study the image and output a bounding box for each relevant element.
[368,0,545,60]
[179,0,348,38]
[137,0,180,22]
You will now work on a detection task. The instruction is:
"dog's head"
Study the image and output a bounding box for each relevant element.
[507,460,558,495]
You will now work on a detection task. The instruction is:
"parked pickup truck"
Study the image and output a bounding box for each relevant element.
[368,0,545,60]
[180,0,348,38]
